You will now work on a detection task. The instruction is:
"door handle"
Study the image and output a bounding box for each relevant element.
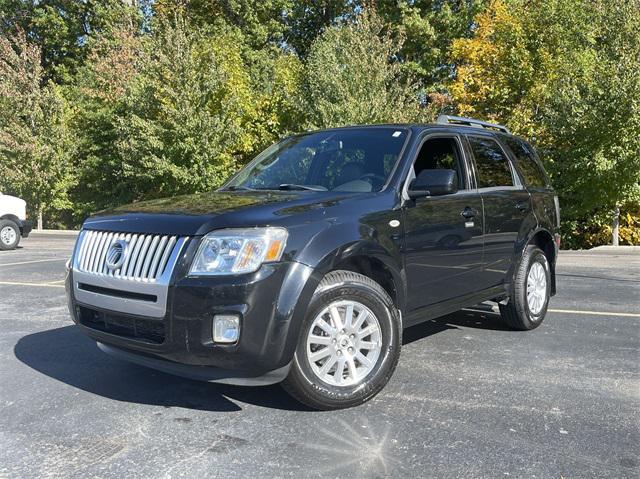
[460,207,477,219]
[516,201,529,212]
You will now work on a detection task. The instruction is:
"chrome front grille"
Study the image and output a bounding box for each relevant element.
[71,229,190,318]
[75,230,180,281]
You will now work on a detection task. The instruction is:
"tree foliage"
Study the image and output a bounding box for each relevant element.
[378,0,485,88]
[0,29,74,223]
[0,0,139,83]
[303,10,427,129]
[115,21,254,198]
[285,0,360,57]
[450,0,640,245]
[0,0,637,245]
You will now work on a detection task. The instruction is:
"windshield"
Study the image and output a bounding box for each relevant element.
[224,128,409,193]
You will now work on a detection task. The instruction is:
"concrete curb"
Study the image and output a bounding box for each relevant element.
[590,245,640,252]
[31,229,79,236]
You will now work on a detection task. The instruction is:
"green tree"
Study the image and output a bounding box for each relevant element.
[285,0,360,57]
[152,0,304,145]
[110,20,259,200]
[0,0,140,84]
[154,0,291,50]
[68,15,303,218]
[0,29,74,228]
[67,25,145,219]
[302,10,429,129]
[541,0,640,245]
[377,0,486,88]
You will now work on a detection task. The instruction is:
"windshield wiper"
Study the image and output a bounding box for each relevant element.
[225,185,254,191]
[278,184,327,192]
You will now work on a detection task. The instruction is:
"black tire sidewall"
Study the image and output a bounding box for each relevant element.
[521,249,551,325]
[0,220,20,250]
[291,281,400,407]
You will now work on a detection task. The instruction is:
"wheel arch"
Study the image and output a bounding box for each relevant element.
[528,228,557,295]
[1,214,21,225]
[506,227,556,296]
[311,242,405,313]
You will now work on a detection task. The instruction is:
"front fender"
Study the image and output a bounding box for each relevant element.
[266,261,321,366]
[273,220,405,363]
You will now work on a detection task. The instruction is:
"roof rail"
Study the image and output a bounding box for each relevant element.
[436,115,510,134]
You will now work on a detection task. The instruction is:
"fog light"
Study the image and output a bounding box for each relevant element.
[213,315,240,343]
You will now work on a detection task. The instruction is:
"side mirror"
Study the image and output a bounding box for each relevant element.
[408,169,458,199]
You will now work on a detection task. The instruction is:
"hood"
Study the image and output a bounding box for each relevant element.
[83,190,359,236]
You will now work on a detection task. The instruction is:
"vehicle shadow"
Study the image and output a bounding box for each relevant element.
[13,325,310,413]
[14,308,508,413]
[403,305,511,345]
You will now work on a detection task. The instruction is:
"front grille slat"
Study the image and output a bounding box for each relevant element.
[119,233,138,278]
[156,236,177,278]
[134,235,153,278]
[91,232,108,273]
[84,231,98,272]
[77,231,91,269]
[125,234,145,278]
[141,236,160,280]
[84,230,97,270]
[86,231,99,272]
[98,232,114,274]
[88,232,102,273]
[148,235,168,279]
[75,230,185,282]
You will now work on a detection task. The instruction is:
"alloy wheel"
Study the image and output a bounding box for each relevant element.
[305,300,382,387]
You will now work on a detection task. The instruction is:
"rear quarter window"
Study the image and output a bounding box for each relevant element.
[503,136,549,188]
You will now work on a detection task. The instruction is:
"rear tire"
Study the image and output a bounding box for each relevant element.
[0,219,20,250]
[499,245,550,330]
[282,270,401,410]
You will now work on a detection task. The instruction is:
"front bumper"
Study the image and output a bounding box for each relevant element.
[66,256,317,385]
[19,219,33,238]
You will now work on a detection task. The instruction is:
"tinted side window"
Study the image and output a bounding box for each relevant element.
[503,137,548,188]
[468,136,513,188]
[413,137,465,189]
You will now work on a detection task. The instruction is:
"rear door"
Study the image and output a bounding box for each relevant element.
[402,133,484,312]
[464,133,532,288]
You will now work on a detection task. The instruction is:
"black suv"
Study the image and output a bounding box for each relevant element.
[66,115,560,410]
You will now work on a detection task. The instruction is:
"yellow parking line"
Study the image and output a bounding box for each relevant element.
[0,258,67,267]
[549,308,640,318]
[0,281,65,288]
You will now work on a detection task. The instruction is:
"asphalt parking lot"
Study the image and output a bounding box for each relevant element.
[1,233,638,478]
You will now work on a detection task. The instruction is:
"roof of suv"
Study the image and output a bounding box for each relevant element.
[305,116,512,137]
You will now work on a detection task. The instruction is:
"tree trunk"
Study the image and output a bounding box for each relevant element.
[37,209,43,231]
[611,205,620,246]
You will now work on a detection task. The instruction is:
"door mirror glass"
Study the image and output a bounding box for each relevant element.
[408,169,458,198]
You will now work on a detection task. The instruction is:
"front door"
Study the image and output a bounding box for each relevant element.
[402,135,485,313]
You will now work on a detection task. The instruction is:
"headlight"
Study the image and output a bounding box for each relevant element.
[189,227,288,275]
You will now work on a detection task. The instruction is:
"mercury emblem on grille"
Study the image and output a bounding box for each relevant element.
[105,239,128,271]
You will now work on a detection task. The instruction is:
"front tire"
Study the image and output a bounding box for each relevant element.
[0,219,20,250]
[499,245,551,330]
[282,270,401,410]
